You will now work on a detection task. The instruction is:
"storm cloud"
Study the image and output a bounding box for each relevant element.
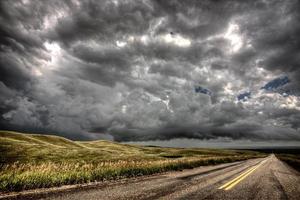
[0,0,300,145]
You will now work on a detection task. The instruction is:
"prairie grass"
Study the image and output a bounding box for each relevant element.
[276,154,300,171]
[0,156,260,192]
[0,131,265,192]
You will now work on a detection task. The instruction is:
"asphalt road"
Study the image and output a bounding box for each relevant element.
[4,155,300,200]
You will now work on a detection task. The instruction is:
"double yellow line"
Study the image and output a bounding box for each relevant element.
[218,160,266,190]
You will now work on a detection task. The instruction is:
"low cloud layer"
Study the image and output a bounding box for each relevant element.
[0,0,300,144]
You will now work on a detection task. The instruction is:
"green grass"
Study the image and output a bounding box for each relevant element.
[0,130,265,193]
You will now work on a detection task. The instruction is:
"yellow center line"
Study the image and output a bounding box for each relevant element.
[218,166,256,189]
[224,164,261,190]
[218,159,267,190]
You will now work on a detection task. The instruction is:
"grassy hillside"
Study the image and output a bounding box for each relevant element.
[0,131,265,192]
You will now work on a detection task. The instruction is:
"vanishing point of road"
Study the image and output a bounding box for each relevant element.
[3,154,300,200]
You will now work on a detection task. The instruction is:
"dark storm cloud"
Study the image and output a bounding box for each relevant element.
[237,0,300,94]
[110,121,300,142]
[0,0,300,145]
[151,0,259,40]
[0,54,34,90]
[48,0,156,46]
[148,61,191,78]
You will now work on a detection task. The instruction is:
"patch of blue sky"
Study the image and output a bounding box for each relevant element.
[195,86,212,96]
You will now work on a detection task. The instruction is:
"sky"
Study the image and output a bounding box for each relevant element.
[0,0,300,147]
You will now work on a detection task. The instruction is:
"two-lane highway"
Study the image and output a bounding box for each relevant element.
[5,155,300,200]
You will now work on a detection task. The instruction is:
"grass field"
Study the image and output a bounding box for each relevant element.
[276,153,300,172]
[0,130,265,193]
[252,148,300,172]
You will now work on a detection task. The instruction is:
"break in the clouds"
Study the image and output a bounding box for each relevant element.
[0,0,300,145]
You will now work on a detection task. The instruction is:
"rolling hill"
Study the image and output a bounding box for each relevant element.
[0,131,265,192]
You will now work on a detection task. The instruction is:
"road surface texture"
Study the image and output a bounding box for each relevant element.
[2,155,300,200]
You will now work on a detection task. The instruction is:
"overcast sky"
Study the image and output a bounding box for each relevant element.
[0,0,300,147]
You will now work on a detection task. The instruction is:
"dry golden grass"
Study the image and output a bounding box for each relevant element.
[0,131,265,192]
